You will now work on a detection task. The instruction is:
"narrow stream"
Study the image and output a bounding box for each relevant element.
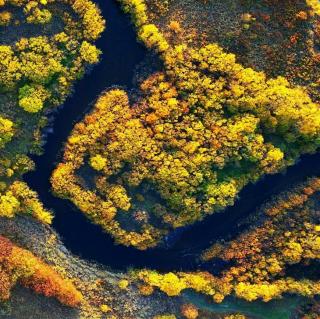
[24,0,320,272]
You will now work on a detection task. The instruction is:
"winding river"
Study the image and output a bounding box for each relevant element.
[23,0,320,273]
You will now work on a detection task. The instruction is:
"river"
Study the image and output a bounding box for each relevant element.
[23,0,320,273]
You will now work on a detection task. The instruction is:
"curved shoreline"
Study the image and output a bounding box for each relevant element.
[23,0,320,272]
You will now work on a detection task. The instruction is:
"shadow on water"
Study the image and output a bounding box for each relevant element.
[24,0,320,272]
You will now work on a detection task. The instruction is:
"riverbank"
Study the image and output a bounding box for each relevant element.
[0,215,311,319]
[0,215,179,319]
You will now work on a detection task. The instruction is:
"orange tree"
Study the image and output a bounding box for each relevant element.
[0,235,82,307]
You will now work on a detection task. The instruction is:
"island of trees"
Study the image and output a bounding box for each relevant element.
[52,0,320,249]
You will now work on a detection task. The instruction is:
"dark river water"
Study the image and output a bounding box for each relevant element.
[24,0,320,272]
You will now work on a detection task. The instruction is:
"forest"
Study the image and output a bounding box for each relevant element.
[0,0,319,318]
[0,0,105,312]
[52,0,320,250]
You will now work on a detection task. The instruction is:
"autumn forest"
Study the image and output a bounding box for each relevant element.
[0,0,319,318]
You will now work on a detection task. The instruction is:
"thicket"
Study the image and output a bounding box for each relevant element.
[0,0,104,307]
[52,40,320,249]
[131,177,320,303]
[0,0,104,223]
[0,235,83,306]
[0,0,105,112]
[50,0,320,249]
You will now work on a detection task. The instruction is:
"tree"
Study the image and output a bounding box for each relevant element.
[80,41,101,64]
[0,11,11,26]
[0,236,83,306]
[0,116,14,148]
[18,84,49,113]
